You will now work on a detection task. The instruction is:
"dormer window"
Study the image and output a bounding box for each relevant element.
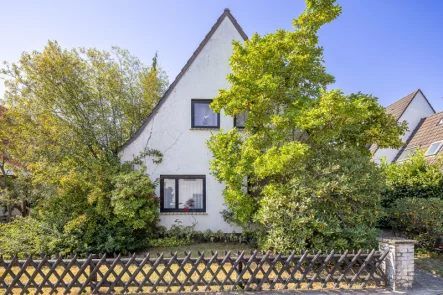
[191,99,220,128]
[438,117,443,125]
[425,141,443,156]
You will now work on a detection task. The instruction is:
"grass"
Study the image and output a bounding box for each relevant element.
[415,251,443,277]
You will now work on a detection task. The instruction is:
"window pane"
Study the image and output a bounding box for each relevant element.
[426,142,442,156]
[397,147,416,161]
[235,113,247,128]
[178,179,204,209]
[163,179,176,209]
[193,102,218,127]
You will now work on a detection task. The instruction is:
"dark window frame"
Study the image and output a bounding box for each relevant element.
[191,99,220,129]
[233,116,245,129]
[160,175,206,212]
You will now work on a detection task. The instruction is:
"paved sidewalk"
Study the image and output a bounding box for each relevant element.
[407,270,443,295]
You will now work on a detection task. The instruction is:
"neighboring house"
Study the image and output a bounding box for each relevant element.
[395,110,443,163]
[120,9,247,232]
[371,89,435,163]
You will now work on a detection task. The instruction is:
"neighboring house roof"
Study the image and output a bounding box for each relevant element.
[120,8,248,151]
[369,89,435,155]
[396,110,443,163]
[385,89,419,120]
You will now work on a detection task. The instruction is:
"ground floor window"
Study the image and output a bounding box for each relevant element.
[160,175,206,212]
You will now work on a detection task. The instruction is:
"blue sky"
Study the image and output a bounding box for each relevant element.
[1,0,443,110]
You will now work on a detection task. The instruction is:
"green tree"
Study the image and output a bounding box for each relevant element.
[0,41,167,253]
[207,0,406,251]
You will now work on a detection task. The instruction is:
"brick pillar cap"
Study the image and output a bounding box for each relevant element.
[377,237,418,245]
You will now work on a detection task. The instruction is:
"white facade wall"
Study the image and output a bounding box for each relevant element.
[374,91,435,163]
[121,17,244,232]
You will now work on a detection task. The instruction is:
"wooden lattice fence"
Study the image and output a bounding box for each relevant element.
[0,249,388,294]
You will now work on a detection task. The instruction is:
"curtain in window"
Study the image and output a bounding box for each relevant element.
[163,179,176,209]
[179,179,203,209]
[193,102,217,127]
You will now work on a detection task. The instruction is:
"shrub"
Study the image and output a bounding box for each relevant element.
[147,237,188,248]
[389,197,443,250]
[0,217,62,257]
[382,151,443,207]
[111,165,160,232]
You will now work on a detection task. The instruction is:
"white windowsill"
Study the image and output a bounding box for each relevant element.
[160,212,208,216]
[189,128,220,131]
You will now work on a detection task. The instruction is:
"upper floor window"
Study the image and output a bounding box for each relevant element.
[397,146,417,161]
[191,99,219,128]
[234,113,247,129]
[425,141,443,156]
[160,175,206,212]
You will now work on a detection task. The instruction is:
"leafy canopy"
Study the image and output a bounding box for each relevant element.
[0,41,167,254]
[208,0,406,251]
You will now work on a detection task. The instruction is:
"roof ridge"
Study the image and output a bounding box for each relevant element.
[385,89,419,109]
[120,9,248,151]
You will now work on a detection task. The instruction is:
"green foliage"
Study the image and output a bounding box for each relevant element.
[254,146,383,251]
[207,0,405,252]
[111,166,159,230]
[147,237,188,248]
[389,198,443,250]
[0,217,62,257]
[60,214,151,254]
[146,220,248,248]
[382,150,443,207]
[0,41,168,254]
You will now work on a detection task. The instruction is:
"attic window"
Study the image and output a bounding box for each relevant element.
[397,146,417,161]
[438,117,443,125]
[425,141,443,156]
[191,99,220,128]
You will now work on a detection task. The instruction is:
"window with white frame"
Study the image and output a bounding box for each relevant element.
[425,141,443,156]
[438,117,443,125]
[397,146,417,161]
[160,175,205,212]
[191,99,219,128]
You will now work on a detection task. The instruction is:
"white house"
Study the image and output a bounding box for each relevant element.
[120,8,439,232]
[120,9,247,232]
[370,89,435,163]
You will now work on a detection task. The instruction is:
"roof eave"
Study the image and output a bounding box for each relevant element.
[119,9,248,152]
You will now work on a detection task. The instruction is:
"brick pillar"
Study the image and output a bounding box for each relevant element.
[377,237,418,291]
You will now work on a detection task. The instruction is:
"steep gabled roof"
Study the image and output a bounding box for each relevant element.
[370,89,435,155]
[385,89,419,120]
[120,8,248,151]
[385,89,435,120]
[396,110,443,163]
